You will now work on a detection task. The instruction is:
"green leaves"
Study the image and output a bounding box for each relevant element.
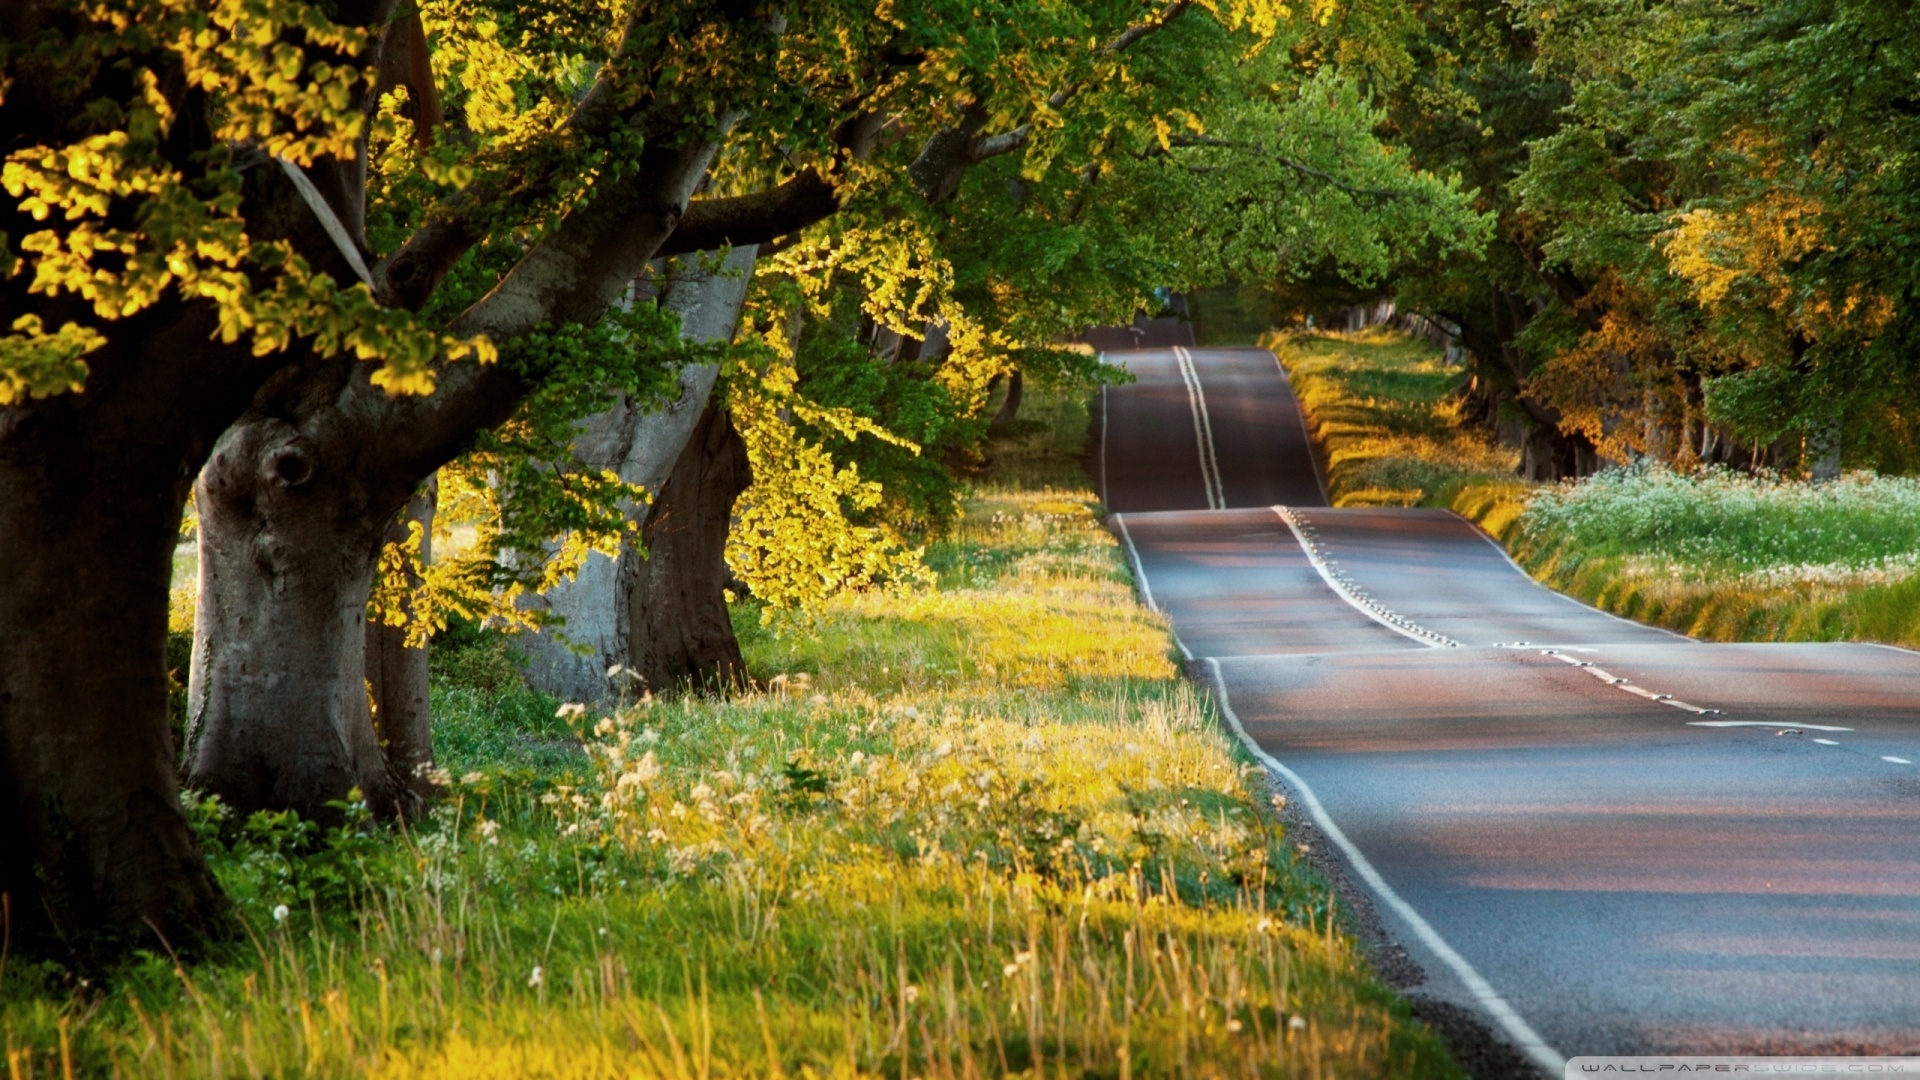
[0,315,103,405]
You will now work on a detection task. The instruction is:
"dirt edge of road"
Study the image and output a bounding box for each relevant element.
[1187,659,1544,1080]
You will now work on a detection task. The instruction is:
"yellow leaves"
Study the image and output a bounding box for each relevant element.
[2,0,483,399]
[0,315,105,404]
[727,373,932,617]
[1662,193,1892,347]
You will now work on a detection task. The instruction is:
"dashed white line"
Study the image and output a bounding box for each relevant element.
[1204,657,1567,1076]
[1541,650,1719,715]
[1813,738,1840,746]
[1883,756,1912,765]
[1274,506,1462,649]
[1689,720,1853,732]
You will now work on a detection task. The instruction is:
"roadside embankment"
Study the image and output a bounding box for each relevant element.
[1275,329,1920,649]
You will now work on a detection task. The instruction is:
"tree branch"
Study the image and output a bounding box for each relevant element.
[1163,134,1426,201]
[657,168,842,256]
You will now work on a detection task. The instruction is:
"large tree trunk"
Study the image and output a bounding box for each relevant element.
[519,246,757,702]
[185,122,725,816]
[625,405,752,694]
[185,388,407,821]
[366,478,437,803]
[0,332,230,945]
[0,43,396,943]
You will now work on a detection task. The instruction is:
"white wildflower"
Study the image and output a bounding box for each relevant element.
[272,904,290,924]
[555,702,588,721]
[528,966,544,988]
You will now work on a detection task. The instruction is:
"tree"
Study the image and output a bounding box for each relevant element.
[0,0,794,937]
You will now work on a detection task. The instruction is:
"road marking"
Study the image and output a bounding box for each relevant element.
[1272,506,1462,649]
[1174,346,1226,509]
[1813,738,1840,745]
[1542,650,1719,714]
[1697,718,1858,726]
[1884,756,1912,765]
[1099,379,1109,505]
[1204,657,1567,1076]
[1112,513,1191,660]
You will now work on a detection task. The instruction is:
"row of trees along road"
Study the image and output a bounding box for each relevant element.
[1288,0,1917,481]
[0,0,1487,951]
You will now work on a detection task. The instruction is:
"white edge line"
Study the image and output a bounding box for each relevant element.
[1270,349,1333,507]
[1204,657,1567,1076]
[1444,509,1694,642]
[1099,378,1109,506]
[1181,347,1227,509]
[1270,506,1448,649]
[1113,513,1192,660]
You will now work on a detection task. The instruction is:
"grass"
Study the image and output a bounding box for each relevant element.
[10,384,1461,1078]
[1277,328,1920,649]
[1515,467,1920,646]
[1272,330,1525,522]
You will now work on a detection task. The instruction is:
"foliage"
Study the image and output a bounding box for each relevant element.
[0,388,1459,1079]
[1279,329,1920,651]
[1382,0,1920,475]
[0,0,495,403]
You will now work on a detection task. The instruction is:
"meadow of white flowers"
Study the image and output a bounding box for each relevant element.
[1522,465,1920,584]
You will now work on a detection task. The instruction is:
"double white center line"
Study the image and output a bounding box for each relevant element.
[1174,346,1227,510]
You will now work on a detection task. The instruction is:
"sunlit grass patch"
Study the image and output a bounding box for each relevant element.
[739,487,1176,697]
[1271,330,1518,511]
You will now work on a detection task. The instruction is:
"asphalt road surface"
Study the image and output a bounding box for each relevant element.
[1098,344,1920,1072]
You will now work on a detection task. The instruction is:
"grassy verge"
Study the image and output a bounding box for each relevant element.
[7,386,1460,1078]
[1272,330,1527,527]
[1276,329,1920,649]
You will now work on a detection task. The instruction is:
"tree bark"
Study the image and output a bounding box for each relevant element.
[185,373,409,821]
[625,405,752,694]
[185,110,727,816]
[990,368,1025,428]
[519,247,757,702]
[0,316,236,947]
[0,0,406,943]
[365,478,437,803]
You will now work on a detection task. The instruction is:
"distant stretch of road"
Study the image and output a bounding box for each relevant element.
[1099,342,1920,1072]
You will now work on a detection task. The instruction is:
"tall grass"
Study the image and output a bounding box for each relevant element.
[6,387,1459,1078]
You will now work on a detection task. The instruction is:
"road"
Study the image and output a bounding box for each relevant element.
[1098,343,1920,1072]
